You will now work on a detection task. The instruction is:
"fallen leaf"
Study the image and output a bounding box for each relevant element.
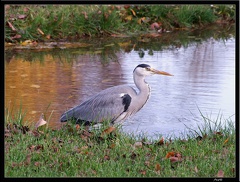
[194,166,198,173]
[223,138,229,145]
[137,17,144,24]
[37,28,44,35]
[155,163,161,171]
[12,162,18,167]
[21,74,28,77]
[166,151,175,158]
[35,113,47,128]
[214,131,223,136]
[30,84,40,88]
[46,34,51,39]
[133,141,143,148]
[31,130,41,137]
[169,156,181,163]
[76,124,80,130]
[104,155,110,160]
[34,162,41,167]
[83,130,92,137]
[125,15,132,21]
[21,40,32,46]
[23,7,29,12]
[217,170,224,177]
[82,11,88,19]
[11,34,21,39]
[5,132,12,138]
[130,9,136,16]
[139,169,146,175]
[24,154,31,165]
[17,14,27,19]
[158,137,164,145]
[7,21,16,31]
[144,161,150,167]
[81,146,88,151]
[100,126,116,137]
[175,153,182,158]
[150,22,160,30]
[109,143,116,149]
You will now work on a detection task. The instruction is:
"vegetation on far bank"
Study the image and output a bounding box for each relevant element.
[5,107,235,177]
[5,4,235,44]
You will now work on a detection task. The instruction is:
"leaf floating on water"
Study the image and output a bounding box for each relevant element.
[35,113,47,129]
[30,84,40,88]
[21,74,28,77]
[31,111,37,114]
[9,70,18,73]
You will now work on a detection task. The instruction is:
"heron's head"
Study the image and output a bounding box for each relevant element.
[134,64,173,77]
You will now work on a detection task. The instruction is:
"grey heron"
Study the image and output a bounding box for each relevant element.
[60,64,173,126]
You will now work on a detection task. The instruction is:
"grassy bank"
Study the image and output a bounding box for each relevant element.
[5,4,235,43]
[4,108,235,177]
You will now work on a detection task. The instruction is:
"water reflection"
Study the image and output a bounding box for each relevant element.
[5,25,235,138]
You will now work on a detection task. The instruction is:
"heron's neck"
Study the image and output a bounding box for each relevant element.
[133,74,150,101]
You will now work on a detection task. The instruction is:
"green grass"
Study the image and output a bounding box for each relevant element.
[5,4,235,42]
[4,107,235,177]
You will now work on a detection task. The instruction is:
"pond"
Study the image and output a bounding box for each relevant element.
[5,24,235,139]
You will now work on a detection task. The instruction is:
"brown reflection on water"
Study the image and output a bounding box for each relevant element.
[5,53,125,128]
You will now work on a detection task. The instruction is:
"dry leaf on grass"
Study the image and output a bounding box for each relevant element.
[217,170,224,177]
[158,137,164,145]
[223,138,229,145]
[169,156,182,163]
[194,166,198,173]
[100,126,116,137]
[166,151,175,158]
[155,163,161,171]
[139,169,146,175]
[35,113,47,129]
[37,28,44,35]
[133,141,143,148]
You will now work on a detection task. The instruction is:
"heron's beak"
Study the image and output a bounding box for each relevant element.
[150,68,173,76]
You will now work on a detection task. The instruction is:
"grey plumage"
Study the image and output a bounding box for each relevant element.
[60,64,173,125]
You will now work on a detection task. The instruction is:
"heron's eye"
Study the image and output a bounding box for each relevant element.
[145,67,151,71]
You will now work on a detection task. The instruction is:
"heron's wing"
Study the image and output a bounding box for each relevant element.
[60,85,136,124]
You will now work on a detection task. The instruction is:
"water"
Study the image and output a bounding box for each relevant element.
[5,28,235,139]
